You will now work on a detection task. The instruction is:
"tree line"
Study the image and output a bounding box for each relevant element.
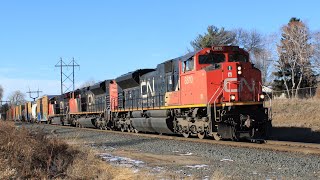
[0,86,27,115]
[190,17,319,98]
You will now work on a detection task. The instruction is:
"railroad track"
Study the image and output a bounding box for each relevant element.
[22,122,320,155]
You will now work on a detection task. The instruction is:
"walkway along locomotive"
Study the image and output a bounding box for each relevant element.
[8,46,272,141]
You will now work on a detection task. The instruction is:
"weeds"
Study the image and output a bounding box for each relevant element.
[0,121,79,179]
[0,121,169,179]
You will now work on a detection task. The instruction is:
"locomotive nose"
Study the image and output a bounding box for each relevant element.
[223,63,242,102]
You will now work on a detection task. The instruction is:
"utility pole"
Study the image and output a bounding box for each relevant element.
[55,58,80,94]
[0,100,10,105]
[26,88,42,102]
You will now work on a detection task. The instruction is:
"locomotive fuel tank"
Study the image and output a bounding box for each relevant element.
[77,117,97,128]
[131,117,174,134]
[131,110,174,134]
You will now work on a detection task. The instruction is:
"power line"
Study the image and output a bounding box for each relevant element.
[0,100,10,105]
[55,58,80,94]
[26,88,42,102]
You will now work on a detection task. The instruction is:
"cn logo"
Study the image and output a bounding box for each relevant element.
[223,78,255,93]
[141,78,155,98]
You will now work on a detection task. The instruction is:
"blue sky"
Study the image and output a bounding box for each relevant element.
[1,0,320,100]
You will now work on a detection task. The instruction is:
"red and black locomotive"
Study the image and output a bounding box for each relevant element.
[41,46,271,141]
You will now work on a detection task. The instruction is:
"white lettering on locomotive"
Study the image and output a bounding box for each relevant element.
[223,78,238,92]
[184,75,193,85]
[223,78,255,93]
[141,78,155,98]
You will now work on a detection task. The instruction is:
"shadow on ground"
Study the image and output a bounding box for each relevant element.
[271,127,320,143]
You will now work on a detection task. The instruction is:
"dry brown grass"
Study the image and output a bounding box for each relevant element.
[67,149,131,179]
[272,98,320,131]
[315,86,320,99]
[0,121,79,179]
[66,142,194,180]
[0,121,187,179]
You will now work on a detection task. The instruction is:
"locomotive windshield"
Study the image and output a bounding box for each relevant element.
[228,53,248,62]
[199,53,225,64]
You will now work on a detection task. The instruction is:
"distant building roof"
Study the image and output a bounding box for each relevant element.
[262,86,273,93]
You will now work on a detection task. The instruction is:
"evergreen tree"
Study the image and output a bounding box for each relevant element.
[190,25,236,50]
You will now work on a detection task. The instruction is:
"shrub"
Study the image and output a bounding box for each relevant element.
[0,121,79,179]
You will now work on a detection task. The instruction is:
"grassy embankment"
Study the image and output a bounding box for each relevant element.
[271,97,320,142]
[272,98,320,131]
[0,121,156,179]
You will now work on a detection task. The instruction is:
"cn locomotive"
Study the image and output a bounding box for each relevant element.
[7,46,272,141]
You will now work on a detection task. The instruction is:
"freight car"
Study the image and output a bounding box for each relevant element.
[15,105,25,121]
[36,95,56,123]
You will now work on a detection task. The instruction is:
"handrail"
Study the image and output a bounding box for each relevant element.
[260,82,272,121]
[208,87,222,105]
[207,86,223,123]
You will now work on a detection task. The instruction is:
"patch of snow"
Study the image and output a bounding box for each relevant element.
[99,153,144,168]
[220,158,234,162]
[179,152,193,156]
[152,166,164,173]
[104,146,116,151]
[133,169,140,173]
[185,164,208,169]
[203,175,210,180]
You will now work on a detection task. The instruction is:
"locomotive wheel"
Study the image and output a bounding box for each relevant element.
[197,132,205,139]
[182,132,190,138]
[213,132,222,141]
[127,125,132,133]
[120,126,125,132]
[232,132,240,141]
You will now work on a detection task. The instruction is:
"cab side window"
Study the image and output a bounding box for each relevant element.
[182,57,194,72]
[229,54,248,62]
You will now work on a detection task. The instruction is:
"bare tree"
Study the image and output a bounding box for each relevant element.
[277,18,314,98]
[235,29,264,55]
[8,90,26,106]
[255,49,274,84]
[313,31,320,68]
[235,29,276,84]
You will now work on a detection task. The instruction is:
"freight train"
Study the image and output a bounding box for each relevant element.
[6,46,272,141]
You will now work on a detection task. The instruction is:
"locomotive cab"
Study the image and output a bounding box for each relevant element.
[177,46,271,141]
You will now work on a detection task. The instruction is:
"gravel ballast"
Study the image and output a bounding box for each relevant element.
[20,123,320,179]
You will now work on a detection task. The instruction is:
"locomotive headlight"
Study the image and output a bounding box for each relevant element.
[237,66,242,70]
[237,70,242,75]
[230,94,236,101]
[259,94,265,101]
